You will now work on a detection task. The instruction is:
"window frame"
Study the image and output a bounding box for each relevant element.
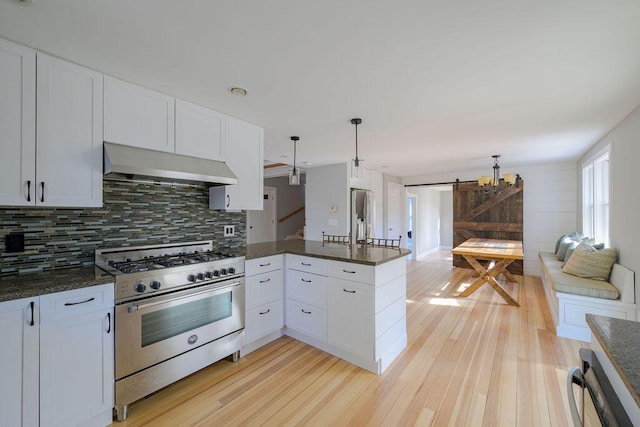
[581,145,610,246]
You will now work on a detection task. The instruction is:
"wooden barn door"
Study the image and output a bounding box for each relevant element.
[453,181,524,274]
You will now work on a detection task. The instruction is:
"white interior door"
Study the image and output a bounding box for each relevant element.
[247,187,277,244]
[406,193,417,260]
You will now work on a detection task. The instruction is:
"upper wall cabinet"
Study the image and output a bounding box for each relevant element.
[210,117,263,210]
[36,54,103,207]
[0,39,102,208]
[175,100,225,161]
[0,38,36,206]
[104,75,175,153]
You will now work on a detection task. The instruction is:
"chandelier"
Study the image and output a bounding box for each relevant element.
[478,155,519,193]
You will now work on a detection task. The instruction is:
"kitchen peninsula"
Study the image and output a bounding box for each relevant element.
[243,240,410,375]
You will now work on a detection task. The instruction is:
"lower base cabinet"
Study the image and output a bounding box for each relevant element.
[0,283,114,427]
[328,279,373,359]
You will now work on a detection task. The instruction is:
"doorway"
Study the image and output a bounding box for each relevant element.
[247,187,277,244]
[406,193,417,260]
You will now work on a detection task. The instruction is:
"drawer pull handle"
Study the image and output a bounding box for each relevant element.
[40,182,45,203]
[106,312,111,333]
[29,301,35,326]
[343,289,356,293]
[301,309,312,314]
[26,180,31,202]
[259,309,271,315]
[301,278,312,283]
[259,278,271,283]
[259,262,271,267]
[64,297,95,306]
[343,269,356,274]
[301,262,311,266]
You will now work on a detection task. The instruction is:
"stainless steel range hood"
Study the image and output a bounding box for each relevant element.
[103,142,238,186]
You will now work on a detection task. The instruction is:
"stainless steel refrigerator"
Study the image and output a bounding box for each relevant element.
[351,189,376,244]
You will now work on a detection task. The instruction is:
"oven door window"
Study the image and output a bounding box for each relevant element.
[141,291,232,347]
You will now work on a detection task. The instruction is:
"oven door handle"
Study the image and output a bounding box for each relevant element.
[127,281,242,313]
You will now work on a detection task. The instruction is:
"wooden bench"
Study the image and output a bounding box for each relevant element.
[538,251,636,342]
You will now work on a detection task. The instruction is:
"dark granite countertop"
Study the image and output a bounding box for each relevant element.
[586,314,640,408]
[0,267,114,303]
[244,240,411,266]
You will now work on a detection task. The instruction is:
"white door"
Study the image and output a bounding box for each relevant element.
[247,187,277,244]
[386,181,406,244]
[406,193,417,260]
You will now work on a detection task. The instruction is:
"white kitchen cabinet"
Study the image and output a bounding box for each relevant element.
[39,284,114,427]
[36,53,103,207]
[0,42,102,208]
[0,297,39,427]
[328,279,373,359]
[209,116,264,210]
[175,99,225,161]
[104,75,175,153]
[244,256,284,351]
[0,38,36,207]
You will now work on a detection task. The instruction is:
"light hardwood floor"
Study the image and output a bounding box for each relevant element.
[111,251,586,426]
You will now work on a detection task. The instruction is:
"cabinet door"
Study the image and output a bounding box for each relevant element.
[36,53,103,207]
[328,279,373,359]
[39,286,114,427]
[246,300,284,343]
[175,99,225,160]
[210,117,263,210]
[0,38,36,206]
[104,75,175,152]
[0,297,39,427]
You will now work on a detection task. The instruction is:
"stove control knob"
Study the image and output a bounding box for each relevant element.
[197,272,205,281]
[220,268,228,276]
[212,270,220,277]
[228,267,236,275]
[150,281,161,290]
[187,274,197,282]
[204,271,213,279]
[134,282,147,293]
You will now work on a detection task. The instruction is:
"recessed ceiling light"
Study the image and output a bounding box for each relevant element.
[228,87,248,96]
[302,161,312,166]
[280,155,288,158]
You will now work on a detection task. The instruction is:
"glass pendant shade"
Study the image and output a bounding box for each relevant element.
[289,168,300,185]
[352,159,363,179]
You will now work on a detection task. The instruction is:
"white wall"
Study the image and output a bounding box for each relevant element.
[579,104,640,317]
[403,160,577,275]
[440,190,453,248]
[305,163,350,241]
[414,187,441,257]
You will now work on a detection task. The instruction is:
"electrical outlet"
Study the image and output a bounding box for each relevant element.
[223,225,235,237]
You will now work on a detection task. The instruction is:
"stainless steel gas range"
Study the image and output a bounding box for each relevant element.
[95,241,245,422]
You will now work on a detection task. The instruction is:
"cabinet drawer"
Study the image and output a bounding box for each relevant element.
[245,255,284,275]
[246,300,283,343]
[286,254,328,276]
[328,261,374,284]
[285,299,327,342]
[286,270,327,309]
[246,270,284,309]
[40,283,113,320]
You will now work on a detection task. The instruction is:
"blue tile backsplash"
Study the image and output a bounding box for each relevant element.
[0,180,246,276]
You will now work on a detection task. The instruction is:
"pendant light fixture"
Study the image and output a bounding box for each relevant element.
[478,155,519,193]
[289,136,300,186]
[351,118,363,178]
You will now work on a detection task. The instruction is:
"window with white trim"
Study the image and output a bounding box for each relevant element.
[582,148,609,246]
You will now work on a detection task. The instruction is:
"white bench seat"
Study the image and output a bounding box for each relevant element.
[538,251,636,342]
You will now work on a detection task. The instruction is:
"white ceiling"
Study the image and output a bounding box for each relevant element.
[2,0,640,178]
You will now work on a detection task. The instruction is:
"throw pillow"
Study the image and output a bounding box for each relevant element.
[554,234,566,254]
[562,242,618,281]
[562,241,581,268]
[556,234,582,261]
[593,243,605,250]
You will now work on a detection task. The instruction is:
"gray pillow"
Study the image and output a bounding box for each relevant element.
[562,242,618,281]
[555,231,582,254]
[554,235,566,254]
[557,235,581,261]
[593,243,605,250]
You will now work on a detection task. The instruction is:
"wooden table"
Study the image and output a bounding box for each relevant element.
[452,238,524,307]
